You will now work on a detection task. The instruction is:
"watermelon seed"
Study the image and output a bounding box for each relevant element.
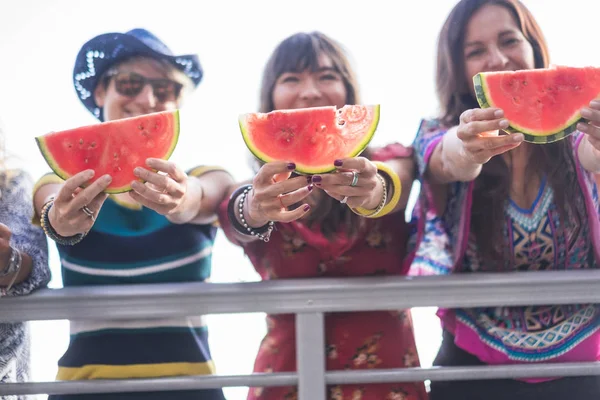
[523,81,527,86]
[138,124,144,130]
[79,139,84,145]
[113,153,118,159]
[90,142,96,148]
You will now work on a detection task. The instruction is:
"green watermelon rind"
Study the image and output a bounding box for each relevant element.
[35,110,180,194]
[239,105,380,175]
[473,73,582,144]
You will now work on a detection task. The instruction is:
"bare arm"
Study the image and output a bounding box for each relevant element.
[428,126,483,183]
[577,135,600,173]
[576,102,600,173]
[33,182,63,219]
[168,169,235,225]
[426,109,523,184]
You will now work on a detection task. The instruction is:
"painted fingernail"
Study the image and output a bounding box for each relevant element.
[494,109,504,118]
[580,108,592,118]
[308,184,314,191]
[499,119,509,128]
[334,159,343,167]
[287,162,296,170]
[306,175,313,183]
[303,204,311,212]
[311,175,322,183]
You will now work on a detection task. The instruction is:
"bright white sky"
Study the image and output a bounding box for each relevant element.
[0,1,598,399]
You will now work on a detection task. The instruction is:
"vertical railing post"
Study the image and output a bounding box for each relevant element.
[295,312,326,400]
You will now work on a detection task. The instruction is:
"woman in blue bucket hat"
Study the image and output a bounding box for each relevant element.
[32,28,231,400]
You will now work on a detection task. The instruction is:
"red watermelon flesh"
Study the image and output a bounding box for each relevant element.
[474,66,600,143]
[36,110,180,193]
[239,105,380,174]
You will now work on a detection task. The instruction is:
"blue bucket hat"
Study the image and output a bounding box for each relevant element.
[73,28,203,121]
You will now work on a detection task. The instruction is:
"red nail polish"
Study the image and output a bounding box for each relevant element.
[308,185,314,191]
[334,159,343,167]
[287,163,296,170]
[303,204,311,212]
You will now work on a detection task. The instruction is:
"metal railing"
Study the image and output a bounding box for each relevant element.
[1,269,599,399]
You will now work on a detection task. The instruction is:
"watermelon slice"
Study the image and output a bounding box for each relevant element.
[239,105,380,174]
[36,110,180,193]
[473,66,600,143]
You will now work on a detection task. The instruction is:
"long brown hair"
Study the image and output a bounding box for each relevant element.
[436,0,582,263]
[257,31,367,238]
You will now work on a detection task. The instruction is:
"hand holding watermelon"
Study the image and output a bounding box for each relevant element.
[246,161,313,225]
[309,157,383,210]
[48,170,112,237]
[577,100,600,155]
[456,107,525,164]
[128,158,191,220]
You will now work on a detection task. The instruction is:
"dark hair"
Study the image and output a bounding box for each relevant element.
[259,31,360,112]
[435,0,582,262]
[257,31,367,237]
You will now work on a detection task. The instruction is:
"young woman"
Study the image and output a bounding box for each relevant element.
[32,28,232,400]
[219,31,427,400]
[409,1,600,399]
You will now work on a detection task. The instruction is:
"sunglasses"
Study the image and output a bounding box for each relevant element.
[105,70,183,103]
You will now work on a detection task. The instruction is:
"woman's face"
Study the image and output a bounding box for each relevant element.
[94,58,184,121]
[463,4,535,94]
[272,53,347,111]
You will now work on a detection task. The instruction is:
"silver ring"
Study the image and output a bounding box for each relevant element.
[350,171,359,187]
[82,205,95,220]
[340,196,348,204]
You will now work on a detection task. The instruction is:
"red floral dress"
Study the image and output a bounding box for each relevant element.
[218,145,427,400]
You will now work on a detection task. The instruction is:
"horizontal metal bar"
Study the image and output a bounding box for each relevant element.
[0,270,599,322]
[326,362,600,384]
[0,372,298,396]
[2,363,598,396]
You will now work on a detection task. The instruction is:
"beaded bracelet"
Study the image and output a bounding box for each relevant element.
[227,185,274,242]
[40,199,87,246]
[351,161,402,218]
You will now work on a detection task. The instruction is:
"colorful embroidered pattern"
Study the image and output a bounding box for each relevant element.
[409,118,600,370]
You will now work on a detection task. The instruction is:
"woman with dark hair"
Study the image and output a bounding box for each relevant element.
[219,31,427,400]
[408,0,600,399]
